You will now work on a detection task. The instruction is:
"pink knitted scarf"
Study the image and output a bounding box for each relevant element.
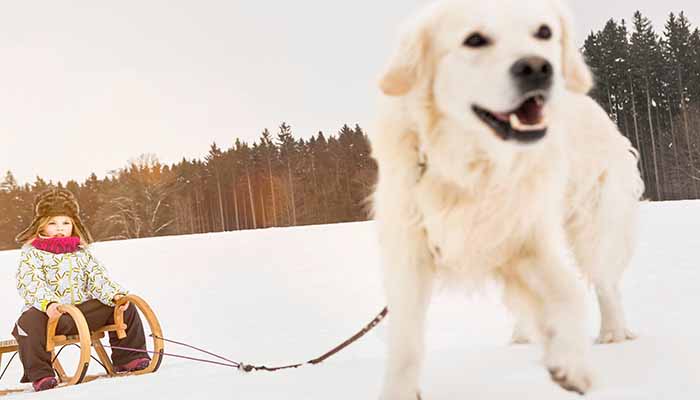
[31,236,81,254]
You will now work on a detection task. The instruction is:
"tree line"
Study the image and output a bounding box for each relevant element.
[583,11,700,200]
[0,123,376,250]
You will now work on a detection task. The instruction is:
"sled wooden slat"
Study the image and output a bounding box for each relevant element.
[0,388,25,397]
[0,340,18,358]
[52,331,103,347]
[0,339,19,375]
[0,340,18,353]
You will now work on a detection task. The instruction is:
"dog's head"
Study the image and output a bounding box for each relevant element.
[379,0,591,182]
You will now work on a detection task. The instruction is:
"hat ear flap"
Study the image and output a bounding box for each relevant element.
[15,220,42,244]
[379,18,431,96]
[73,219,94,244]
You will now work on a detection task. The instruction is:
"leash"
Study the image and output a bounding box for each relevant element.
[110,306,388,373]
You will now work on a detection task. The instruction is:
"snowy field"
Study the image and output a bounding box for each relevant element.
[1,200,699,399]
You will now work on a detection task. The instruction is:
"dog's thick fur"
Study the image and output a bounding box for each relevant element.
[370,0,644,398]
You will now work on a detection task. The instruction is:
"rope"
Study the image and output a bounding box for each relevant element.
[0,352,19,382]
[142,336,239,366]
[102,345,240,369]
[161,306,388,372]
[50,345,70,375]
[50,344,109,375]
[105,306,388,373]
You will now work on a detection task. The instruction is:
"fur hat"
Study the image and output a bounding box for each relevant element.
[15,188,94,244]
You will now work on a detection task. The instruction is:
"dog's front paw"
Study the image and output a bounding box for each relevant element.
[546,362,593,395]
[544,346,593,395]
[596,328,636,344]
[547,366,592,395]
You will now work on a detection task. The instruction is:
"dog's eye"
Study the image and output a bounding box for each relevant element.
[463,33,490,48]
[535,25,552,40]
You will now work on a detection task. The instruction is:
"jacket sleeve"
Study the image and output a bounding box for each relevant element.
[16,247,60,312]
[84,248,128,307]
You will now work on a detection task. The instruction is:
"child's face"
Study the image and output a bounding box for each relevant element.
[42,216,74,238]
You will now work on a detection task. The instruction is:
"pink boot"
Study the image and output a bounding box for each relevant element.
[114,357,150,373]
[32,376,58,391]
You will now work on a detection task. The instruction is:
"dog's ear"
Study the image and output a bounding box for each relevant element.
[379,18,431,97]
[556,1,593,93]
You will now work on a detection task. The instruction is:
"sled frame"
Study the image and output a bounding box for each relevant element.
[0,294,163,394]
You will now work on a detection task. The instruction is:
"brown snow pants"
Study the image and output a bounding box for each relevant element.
[11,299,150,383]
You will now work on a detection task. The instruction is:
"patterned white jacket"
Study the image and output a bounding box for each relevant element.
[16,245,127,312]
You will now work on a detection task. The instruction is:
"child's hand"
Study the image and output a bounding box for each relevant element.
[113,294,130,312]
[46,303,64,319]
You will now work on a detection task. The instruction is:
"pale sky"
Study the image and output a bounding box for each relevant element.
[1,0,698,185]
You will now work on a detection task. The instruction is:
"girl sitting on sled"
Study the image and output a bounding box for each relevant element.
[12,188,150,392]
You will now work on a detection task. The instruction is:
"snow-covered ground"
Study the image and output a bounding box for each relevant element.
[1,200,699,399]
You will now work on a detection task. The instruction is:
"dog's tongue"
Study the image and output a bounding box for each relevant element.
[491,97,544,127]
[514,97,544,125]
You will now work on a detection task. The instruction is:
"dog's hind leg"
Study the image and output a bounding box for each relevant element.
[571,171,639,344]
[594,282,636,343]
[378,227,434,400]
[596,191,639,344]
[571,230,636,343]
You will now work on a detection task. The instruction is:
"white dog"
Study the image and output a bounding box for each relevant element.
[370,0,644,398]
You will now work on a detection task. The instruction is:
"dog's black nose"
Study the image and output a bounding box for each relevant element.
[510,56,552,92]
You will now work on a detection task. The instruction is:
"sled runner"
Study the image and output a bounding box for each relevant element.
[0,294,163,396]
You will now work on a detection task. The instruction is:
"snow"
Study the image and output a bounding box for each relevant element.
[1,201,699,399]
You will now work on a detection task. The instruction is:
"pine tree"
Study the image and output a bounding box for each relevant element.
[205,142,227,231]
[630,11,663,199]
[277,122,298,226]
[662,12,699,198]
[0,171,18,193]
[260,128,279,227]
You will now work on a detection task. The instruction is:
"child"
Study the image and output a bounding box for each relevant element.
[12,188,150,392]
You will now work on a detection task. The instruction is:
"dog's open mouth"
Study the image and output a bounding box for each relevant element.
[472,94,548,143]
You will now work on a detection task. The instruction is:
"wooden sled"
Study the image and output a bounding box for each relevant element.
[0,295,163,396]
